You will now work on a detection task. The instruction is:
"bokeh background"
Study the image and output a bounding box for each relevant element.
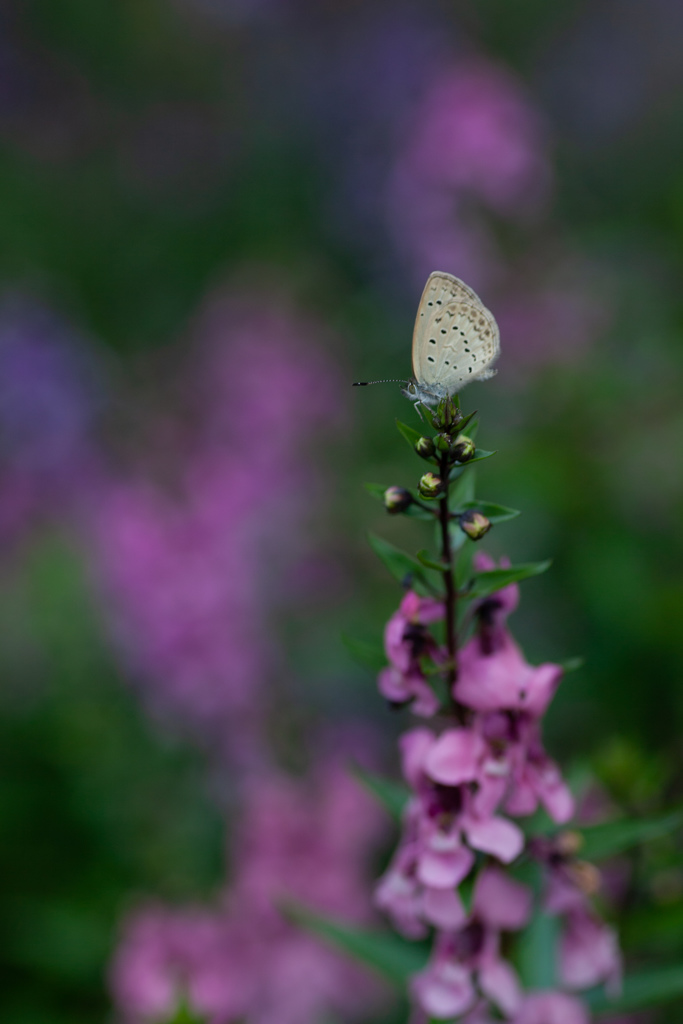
[2,1,683,1022]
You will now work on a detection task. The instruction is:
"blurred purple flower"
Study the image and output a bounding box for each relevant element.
[387,59,552,292]
[111,747,388,1024]
[90,287,343,761]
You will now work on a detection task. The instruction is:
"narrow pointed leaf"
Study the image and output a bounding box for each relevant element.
[368,533,437,594]
[517,911,559,990]
[449,469,476,507]
[560,656,585,674]
[456,410,477,435]
[352,764,410,820]
[285,904,428,984]
[417,549,448,572]
[587,964,683,1014]
[403,503,436,521]
[396,419,429,454]
[448,450,495,480]
[467,561,551,599]
[341,633,386,671]
[468,447,496,464]
[365,482,389,501]
[579,805,683,862]
[455,500,521,524]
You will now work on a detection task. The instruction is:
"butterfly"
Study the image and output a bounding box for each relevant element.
[354,271,500,412]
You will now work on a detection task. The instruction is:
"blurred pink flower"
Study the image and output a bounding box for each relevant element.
[387,59,551,290]
[513,991,590,1024]
[90,288,343,762]
[112,747,388,1024]
[410,868,532,1020]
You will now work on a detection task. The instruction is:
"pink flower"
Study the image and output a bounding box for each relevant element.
[456,629,562,717]
[410,869,531,1020]
[560,907,621,994]
[378,591,445,715]
[454,608,573,824]
[401,726,525,863]
[412,952,476,1019]
[513,991,590,1024]
[473,867,533,932]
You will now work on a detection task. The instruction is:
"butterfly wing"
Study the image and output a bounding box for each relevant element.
[412,272,500,392]
[415,300,500,392]
[412,271,485,380]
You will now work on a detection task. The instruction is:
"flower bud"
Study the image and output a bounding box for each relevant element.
[434,432,453,454]
[568,860,602,896]
[383,486,413,514]
[459,510,491,540]
[414,436,436,459]
[555,830,584,857]
[451,434,476,462]
[418,472,443,500]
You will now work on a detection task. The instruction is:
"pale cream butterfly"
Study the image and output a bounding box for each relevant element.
[354,271,500,411]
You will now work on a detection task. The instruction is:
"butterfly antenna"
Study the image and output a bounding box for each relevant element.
[353,379,410,387]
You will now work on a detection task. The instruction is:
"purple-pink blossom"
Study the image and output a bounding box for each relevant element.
[90,287,343,762]
[410,868,532,1020]
[378,590,445,715]
[111,751,388,1024]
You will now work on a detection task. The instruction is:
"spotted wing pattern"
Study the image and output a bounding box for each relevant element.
[413,298,499,392]
[412,272,499,392]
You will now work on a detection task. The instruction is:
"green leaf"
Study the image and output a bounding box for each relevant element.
[341,633,386,671]
[368,533,437,595]
[587,964,683,1014]
[466,561,552,600]
[456,410,477,435]
[402,503,436,521]
[351,764,409,820]
[396,419,427,452]
[448,450,495,479]
[364,482,388,501]
[285,904,428,984]
[417,549,447,572]
[517,911,559,990]
[579,805,683,862]
[455,538,475,590]
[561,656,585,674]
[468,447,496,465]
[455,500,521,524]
[449,469,476,507]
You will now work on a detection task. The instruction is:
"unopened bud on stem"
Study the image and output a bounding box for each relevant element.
[418,472,443,500]
[459,510,491,540]
[384,486,413,514]
[415,436,436,459]
[452,435,476,462]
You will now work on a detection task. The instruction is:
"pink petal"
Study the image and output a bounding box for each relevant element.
[424,728,487,785]
[418,842,475,888]
[473,867,532,930]
[514,991,590,1024]
[422,886,468,930]
[463,815,524,863]
[399,728,435,787]
[478,958,522,1016]
[455,631,562,716]
[560,911,621,993]
[529,759,575,824]
[412,960,475,1019]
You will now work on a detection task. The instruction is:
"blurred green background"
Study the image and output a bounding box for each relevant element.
[1,1,683,1021]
